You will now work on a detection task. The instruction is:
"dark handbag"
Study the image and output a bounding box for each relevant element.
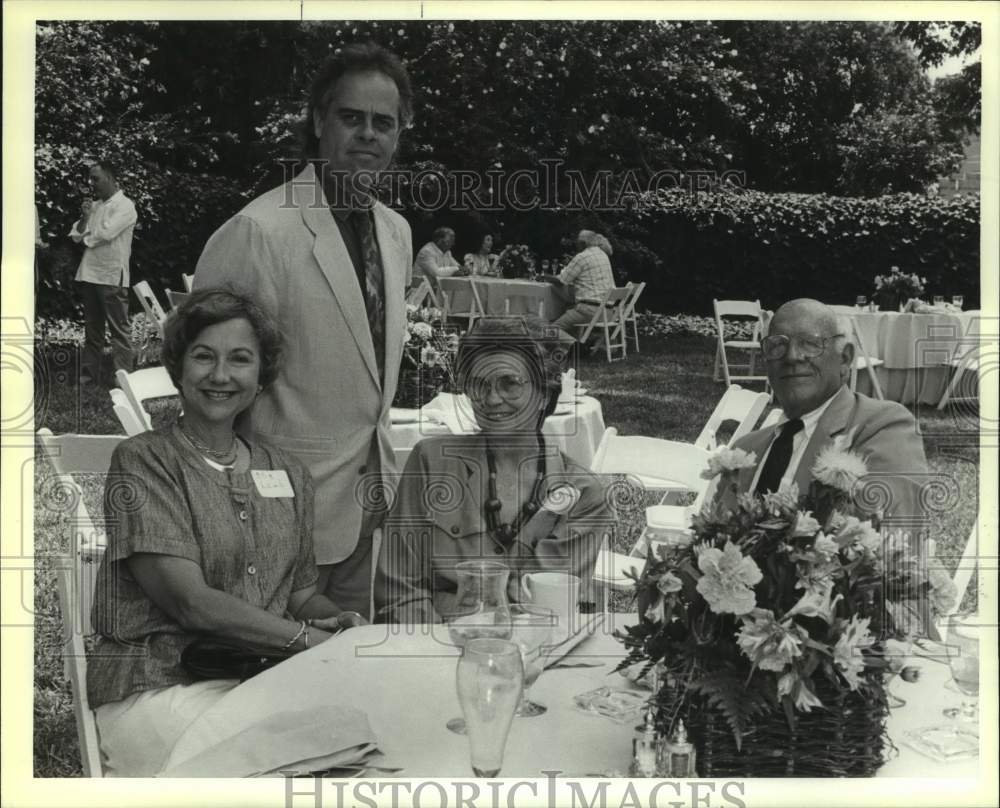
[181,638,295,682]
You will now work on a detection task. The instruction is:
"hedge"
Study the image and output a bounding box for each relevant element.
[620,188,981,314]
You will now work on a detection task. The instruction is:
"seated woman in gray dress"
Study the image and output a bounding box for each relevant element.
[87,289,365,776]
[375,316,612,623]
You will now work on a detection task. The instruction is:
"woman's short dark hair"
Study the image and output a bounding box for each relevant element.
[456,316,570,420]
[302,42,413,159]
[162,288,283,390]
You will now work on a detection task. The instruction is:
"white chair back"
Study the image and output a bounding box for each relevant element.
[109,388,147,436]
[182,273,194,292]
[694,384,771,451]
[165,288,189,310]
[439,277,485,331]
[405,279,440,309]
[576,286,631,362]
[759,407,784,431]
[846,315,885,399]
[115,366,180,430]
[132,281,168,331]
[713,299,768,386]
[37,428,124,778]
[621,281,647,352]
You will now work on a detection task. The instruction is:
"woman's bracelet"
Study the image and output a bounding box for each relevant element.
[283,620,308,651]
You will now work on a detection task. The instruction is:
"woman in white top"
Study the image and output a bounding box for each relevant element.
[463,233,499,276]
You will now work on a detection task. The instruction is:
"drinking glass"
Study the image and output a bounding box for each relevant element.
[855,295,867,309]
[942,613,979,725]
[510,604,556,717]
[952,295,964,309]
[933,295,944,306]
[455,639,524,777]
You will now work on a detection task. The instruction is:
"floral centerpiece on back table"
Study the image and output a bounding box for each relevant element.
[873,266,926,311]
[495,244,537,279]
[616,438,956,777]
[393,304,459,409]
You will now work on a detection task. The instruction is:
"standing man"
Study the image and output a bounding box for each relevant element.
[412,227,460,283]
[550,230,615,343]
[69,161,137,385]
[194,43,413,616]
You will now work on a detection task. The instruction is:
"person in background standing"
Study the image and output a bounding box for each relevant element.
[69,161,138,385]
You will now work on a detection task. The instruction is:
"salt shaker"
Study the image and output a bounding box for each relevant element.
[630,709,659,778]
[659,718,698,777]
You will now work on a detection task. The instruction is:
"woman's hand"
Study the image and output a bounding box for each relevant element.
[308,612,369,635]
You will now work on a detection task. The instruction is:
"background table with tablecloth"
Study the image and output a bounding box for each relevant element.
[389,394,606,470]
[439,277,573,320]
[831,306,987,405]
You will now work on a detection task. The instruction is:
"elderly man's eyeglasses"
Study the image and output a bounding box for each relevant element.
[465,374,531,401]
[760,333,843,361]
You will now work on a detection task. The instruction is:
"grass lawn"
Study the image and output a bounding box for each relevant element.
[31,334,980,777]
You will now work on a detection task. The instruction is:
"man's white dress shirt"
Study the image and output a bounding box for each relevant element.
[69,190,138,286]
[749,393,838,493]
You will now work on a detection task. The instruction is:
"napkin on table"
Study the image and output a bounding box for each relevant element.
[159,704,380,777]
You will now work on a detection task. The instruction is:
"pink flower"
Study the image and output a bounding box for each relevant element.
[701,447,757,480]
[737,609,806,671]
[656,571,683,596]
[832,616,875,690]
[777,672,825,711]
[791,510,821,537]
[696,541,762,615]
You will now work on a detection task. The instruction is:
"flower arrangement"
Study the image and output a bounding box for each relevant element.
[393,304,459,409]
[617,438,956,775]
[873,266,926,310]
[495,244,537,279]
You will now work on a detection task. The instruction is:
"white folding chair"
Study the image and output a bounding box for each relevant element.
[576,287,630,362]
[439,277,485,332]
[109,388,146,436]
[182,273,194,293]
[693,384,771,451]
[591,427,712,501]
[937,342,995,410]
[165,289,189,310]
[593,538,645,610]
[37,429,125,778]
[846,315,885,400]
[713,299,768,386]
[132,280,168,336]
[621,281,647,353]
[114,367,180,431]
[406,278,441,310]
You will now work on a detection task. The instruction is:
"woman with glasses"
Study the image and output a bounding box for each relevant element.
[374,316,612,623]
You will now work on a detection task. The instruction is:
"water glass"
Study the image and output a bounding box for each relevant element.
[933,295,944,306]
[509,604,556,717]
[855,295,867,309]
[943,613,979,725]
[456,639,524,777]
[952,295,964,309]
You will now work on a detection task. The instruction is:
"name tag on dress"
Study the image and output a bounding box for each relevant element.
[251,470,294,498]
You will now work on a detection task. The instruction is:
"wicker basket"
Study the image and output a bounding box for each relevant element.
[658,672,891,777]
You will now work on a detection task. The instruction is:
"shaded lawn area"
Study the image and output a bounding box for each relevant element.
[32,334,980,777]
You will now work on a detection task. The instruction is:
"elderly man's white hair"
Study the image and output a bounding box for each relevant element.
[578,229,613,256]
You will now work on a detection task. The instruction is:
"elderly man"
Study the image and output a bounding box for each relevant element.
[412,227,460,282]
[720,299,928,533]
[550,230,615,342]
[70,161,138,385]
[194,43,413,617]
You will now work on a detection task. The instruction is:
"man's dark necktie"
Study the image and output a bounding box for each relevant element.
[352,209,385,381]
[754,418,804,495]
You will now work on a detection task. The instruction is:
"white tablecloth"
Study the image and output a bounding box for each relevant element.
[165,615,980,778]
[389,395,606,469]
[438,277,571,320]
[830,306,986,405]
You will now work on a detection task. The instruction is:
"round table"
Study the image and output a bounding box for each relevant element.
[438,277,572,321]
[389,394,606,469]
[162,615,981,778]
[831,306,984,405]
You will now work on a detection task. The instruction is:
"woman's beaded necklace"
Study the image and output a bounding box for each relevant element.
[483,434,547,544]
[178,417,239,465]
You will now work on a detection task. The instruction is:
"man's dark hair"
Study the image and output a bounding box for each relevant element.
[302,41,413,158]
[433,227,455,243]
[93,160,118,181]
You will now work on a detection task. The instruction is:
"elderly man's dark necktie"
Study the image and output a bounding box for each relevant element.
[754,418,804,495]
[351,209,385,381]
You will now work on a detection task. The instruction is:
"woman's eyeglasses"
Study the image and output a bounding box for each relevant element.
[465,374,531,401]
[760,333,843,361]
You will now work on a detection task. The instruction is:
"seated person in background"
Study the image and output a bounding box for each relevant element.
[463,232,499,276]
[413,226,461,283]
[717,298,928,532]
[550,230,615,343]
[87,289,366,777]
[375,316,612,623]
